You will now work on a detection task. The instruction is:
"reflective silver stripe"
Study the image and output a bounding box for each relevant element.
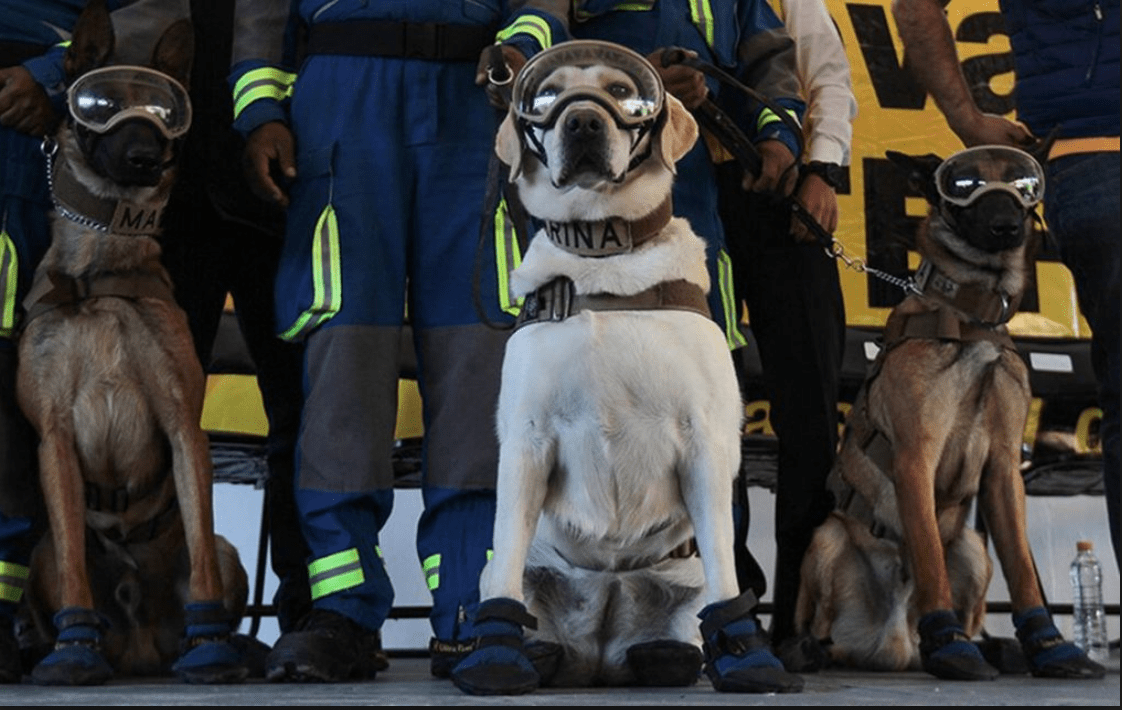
[717,249,747,349]
[307,548,365,600]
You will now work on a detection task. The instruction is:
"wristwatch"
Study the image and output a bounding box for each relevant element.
[802,161,845,190]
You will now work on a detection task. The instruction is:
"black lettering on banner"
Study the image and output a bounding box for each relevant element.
[846,3,926,109]
[955,12,1016,115]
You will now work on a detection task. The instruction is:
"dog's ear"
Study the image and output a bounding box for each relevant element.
[64,0,114,81]
[655,93,699,174]
[1021,126,1058,169]
[886,150,943,205]
[151,19,195,90]
[495,110,524,179]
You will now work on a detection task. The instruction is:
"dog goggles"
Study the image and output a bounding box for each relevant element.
[933,145,1045,209]
[67,65,192,139]
[511,40,664,130]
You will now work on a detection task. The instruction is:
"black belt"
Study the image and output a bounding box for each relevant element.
[305,20,496,61]
[0,40,48,68]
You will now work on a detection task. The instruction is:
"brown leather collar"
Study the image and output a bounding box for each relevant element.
[536,197,673,256]
[514,275,710,330]
[51,158,168,237]
[913,259,1019,326]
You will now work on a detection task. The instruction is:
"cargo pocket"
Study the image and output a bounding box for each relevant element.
[277,146,342,343]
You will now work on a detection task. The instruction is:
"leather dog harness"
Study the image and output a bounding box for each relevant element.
[836,261,1023,539]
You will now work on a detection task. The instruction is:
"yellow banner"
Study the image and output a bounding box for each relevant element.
[822,0,1089,337]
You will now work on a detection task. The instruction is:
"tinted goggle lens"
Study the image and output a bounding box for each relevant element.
[513,40,663,128]
[67,66,191,139]
[935,145,1044,208]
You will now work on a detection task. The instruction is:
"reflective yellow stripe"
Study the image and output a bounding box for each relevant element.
[757,107,800,134]
[688,0,716,50]
[496,15,554,49]
[422,553,440,592]
[0,230,18,339]
[232,67,296,119]
[308,548,365,601]
[280,203,342,342]
[494,198,523,316]
[0,561,29,604]
[717,250,746,349]
[575,2,654,21]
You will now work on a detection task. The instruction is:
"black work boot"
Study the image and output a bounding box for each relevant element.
[264,609,381,682]
[0,615,21,684]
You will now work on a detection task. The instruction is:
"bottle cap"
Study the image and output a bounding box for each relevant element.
[1077,540,1094,552]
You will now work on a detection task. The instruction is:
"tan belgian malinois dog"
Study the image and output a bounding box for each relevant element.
[15,0,248,686]
[791,146,1104,682]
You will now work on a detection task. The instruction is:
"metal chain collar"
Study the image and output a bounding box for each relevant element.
[41,136,111,233]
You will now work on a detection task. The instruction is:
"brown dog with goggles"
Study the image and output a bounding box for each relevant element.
[789,146,1104,681]
[15,1,249,686]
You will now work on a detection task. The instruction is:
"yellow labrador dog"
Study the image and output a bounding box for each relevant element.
[450,40,800,696]
[791,147,1103,682]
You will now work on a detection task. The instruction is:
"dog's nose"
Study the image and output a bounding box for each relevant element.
[563,108,605,139]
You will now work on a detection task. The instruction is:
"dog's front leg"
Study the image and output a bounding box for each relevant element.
[29,426,115,685]
[979,455,1103,679]
[165,422,250,684]
[452,437,553,696]
[893,445,1000,681]
[681,442,802,693]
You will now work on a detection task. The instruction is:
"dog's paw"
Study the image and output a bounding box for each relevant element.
[172,601,249,684]
[172,638,250,685]
[775,632,831,673]
[698,592,804,693]
[1014,607,1105,680]
[626,639,702,686]
[449,598,540,696]
[918,610,999,681]
[30,608,112,686]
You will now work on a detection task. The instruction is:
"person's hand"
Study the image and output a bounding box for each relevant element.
[790,172,838,243]
[0,66,59,137]
[742,140,797,196]
[475,44,527,110]
[243,121,296,208]
[647,48,707,110]
[953,111,1034,149]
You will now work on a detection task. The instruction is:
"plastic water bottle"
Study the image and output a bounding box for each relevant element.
[1069,540,1110,664]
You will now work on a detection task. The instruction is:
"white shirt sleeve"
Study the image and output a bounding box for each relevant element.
[779,0,858,167]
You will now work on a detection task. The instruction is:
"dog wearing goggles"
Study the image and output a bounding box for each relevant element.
[451,40,800,696]
[789,146,1103,681]
[15,0,249,686]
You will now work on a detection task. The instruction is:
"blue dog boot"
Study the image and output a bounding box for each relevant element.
[450,598,540,695]
[698,591,804,693]
[30,607,113,686]
[1014,606,1105,679]
[171,601,249,684]
[918,609,998,680]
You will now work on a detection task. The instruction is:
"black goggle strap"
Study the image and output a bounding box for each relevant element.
[517,106,663,174]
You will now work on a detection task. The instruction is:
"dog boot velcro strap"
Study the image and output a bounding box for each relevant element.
[697,593,803,694]
[917,609,998,681]
[30,607,113,686]
[450,598,540,696]
[171,601,249,685]
[1013,606,1105,679]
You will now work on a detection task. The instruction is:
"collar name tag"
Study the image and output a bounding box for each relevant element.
[111,203,164,236]
[542,218,632,256]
